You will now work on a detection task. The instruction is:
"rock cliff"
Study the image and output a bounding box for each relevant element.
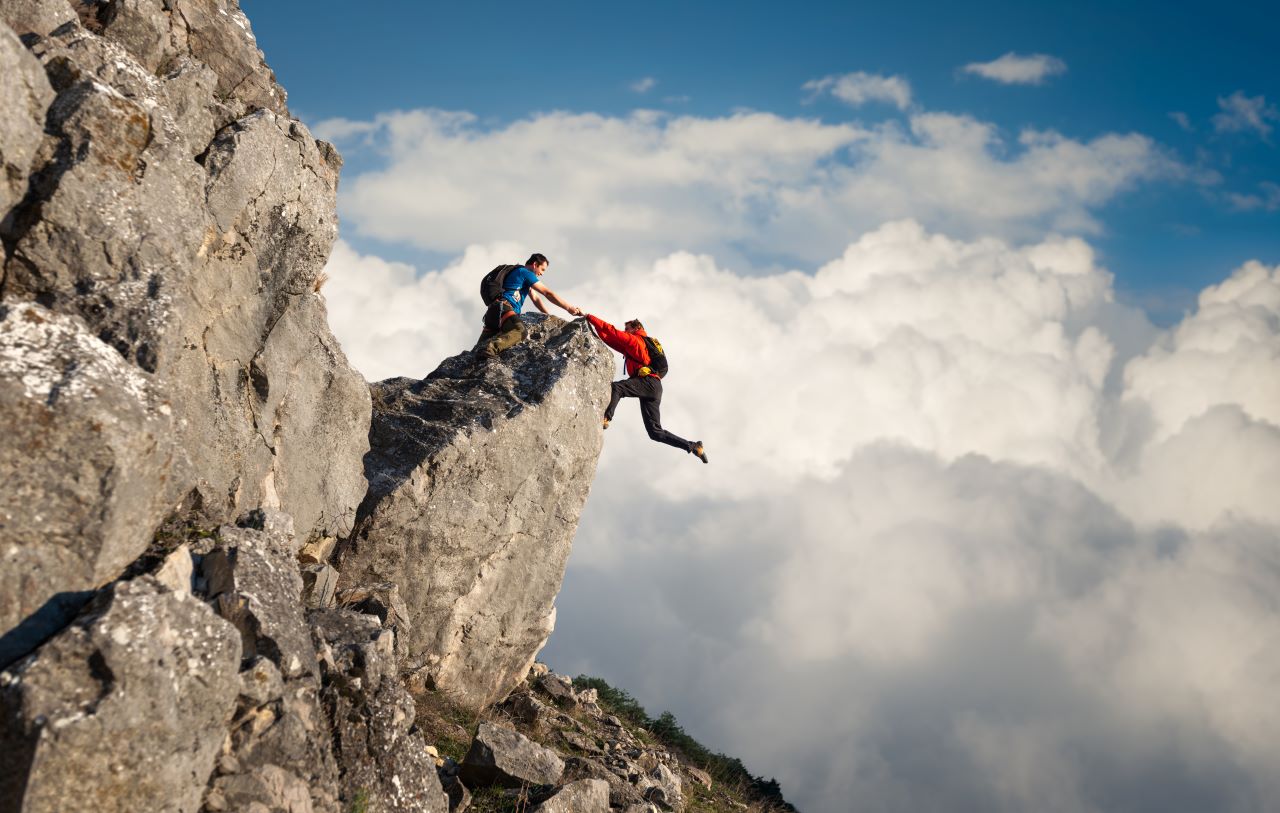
[0,0,370,664]
[339,315,613,711]
[0,2,788,811]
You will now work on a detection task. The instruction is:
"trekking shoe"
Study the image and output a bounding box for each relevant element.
[602,418,610,430]
[691,441,708,464]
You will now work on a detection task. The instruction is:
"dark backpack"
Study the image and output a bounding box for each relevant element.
[480,264,518,305]
[641,336,669,378]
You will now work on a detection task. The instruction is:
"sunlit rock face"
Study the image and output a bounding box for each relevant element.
[0,0,370,656]
[338,314,613,711]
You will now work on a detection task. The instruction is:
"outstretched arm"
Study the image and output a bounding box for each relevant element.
[531,282,580,316]
[585,314,647,361]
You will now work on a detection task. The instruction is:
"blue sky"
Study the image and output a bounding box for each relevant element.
[247,0,1279,320]
[243,5,1280,811]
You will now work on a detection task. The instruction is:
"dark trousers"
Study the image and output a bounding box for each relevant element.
[476,301,526,356]
[605,376,694,452]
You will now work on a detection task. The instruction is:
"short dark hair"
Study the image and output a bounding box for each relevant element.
[526,253,548,267]
[624,319,644,331]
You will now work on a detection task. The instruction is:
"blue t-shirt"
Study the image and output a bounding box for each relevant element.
[501,265,541,314]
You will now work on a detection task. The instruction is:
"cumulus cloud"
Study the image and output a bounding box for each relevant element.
[961,52,1068,85]
[324,220,1280,811]
[1212,91,1279,139]
[315,107,1176,277]
[629,76,657,94]
[803,71,913,110]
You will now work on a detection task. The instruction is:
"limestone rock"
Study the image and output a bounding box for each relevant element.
[0,304,177,666]
[153,544,195,594]
[312,608,450,813]
[338,316,613,709]
[210,764,314,813]
[1,0,369,569]
[299,536,337,564]
[0,25,54,221]
[168,111,368,540]
[538,673,579,708]
[202,522,317,680]
[533,779,610,813]
[0,577,241,812]
[685,765,712,789]
[0,0,77,38]
[238,656,284,708]
[640,762,683,812]
[461,721,567,789]
[301,563,339,609]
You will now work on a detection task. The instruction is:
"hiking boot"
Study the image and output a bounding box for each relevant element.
[602,418,610,430]
[691,441,708,464]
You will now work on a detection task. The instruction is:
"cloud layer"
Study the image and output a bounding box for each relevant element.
[961,52,1068,85]
[324,221,1280,811]
[315,106,1176,276]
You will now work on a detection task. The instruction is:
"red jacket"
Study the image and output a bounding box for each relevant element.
[586,315,651,378]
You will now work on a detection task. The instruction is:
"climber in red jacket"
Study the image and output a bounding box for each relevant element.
[584,314,708,464]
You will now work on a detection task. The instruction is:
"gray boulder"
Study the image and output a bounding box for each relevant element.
[0,25,53,221]
[0,304,178,666]
[312,608,450,813]
[0,0,77,38]
[461,721,567,789]
[0,577,241,812]
[533,779,611,813]
[205,519,342,813]
[202,522,318,680]
[537,672,580,708]
[639,762,684,812]
[338,315,613,709]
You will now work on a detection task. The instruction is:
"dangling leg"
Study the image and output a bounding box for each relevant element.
[637,379,700,454]
[604,377,647,428]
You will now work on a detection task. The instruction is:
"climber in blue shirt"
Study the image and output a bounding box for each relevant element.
[477,253,581,358]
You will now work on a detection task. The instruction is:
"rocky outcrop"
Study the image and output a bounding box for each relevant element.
[337,315,613,710]
[0,0,369,665]
[0,577,242,813]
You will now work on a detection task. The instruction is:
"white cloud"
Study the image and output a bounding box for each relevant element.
[1213,91,1279,139]
[315,107,1177,276]
[1169,111,1194,132]
[1227,181,1280,212]
[803,71,913,110]
[962,52,1068,85]
[325,223,1280,811]
[629,76,657,94]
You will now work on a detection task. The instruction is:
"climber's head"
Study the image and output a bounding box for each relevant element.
[525,253,549,276]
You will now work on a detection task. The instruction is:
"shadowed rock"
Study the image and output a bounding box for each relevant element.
[461,721,567,789]
[337,315,612,709]
[0,577,241,813]
[312,607,450,813]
